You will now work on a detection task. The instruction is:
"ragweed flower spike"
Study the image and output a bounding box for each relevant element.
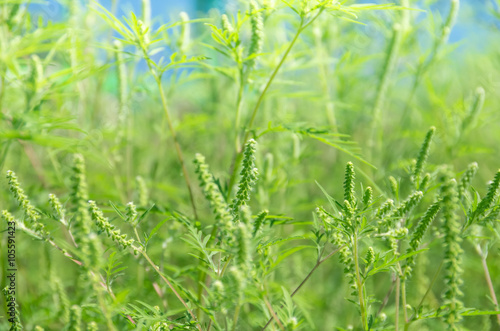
[404,200,441,278]
[390,191,423,219]
[70,154,92,233]
[88,200,134,249]
[365,247,375,266]
[1,210,15,225]
[458,162,478,200]
[234,209,252,272]
[136,176,149,207]
[247,1,264,68]
[125,202,138,226]
[378,191,422,232]
[252,209,268,236]
[68,305,82,331]
[193,153,232,226]
[231,139,258,216]
[469,169,500,225]
[69,154,99,263]
[440,176,464,330]
[51,276,70,323]
[178,12,190,53]
[412,126,435,188]
[343,162,356,208]
[6,170,46,234]
[376,199,394,219]
[221,14,234,35]
[388,175,399,199]
[2,286,22,330]
[49,193,67,226]
[462,87,485,132]
[419,173,431,192]
[362,187,373,208]
[7,170,40,224]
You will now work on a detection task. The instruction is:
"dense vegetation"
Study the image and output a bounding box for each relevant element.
[1,0,500,330]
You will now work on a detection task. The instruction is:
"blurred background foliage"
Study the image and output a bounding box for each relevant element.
[1,0,500,330]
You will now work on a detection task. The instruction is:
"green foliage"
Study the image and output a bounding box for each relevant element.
[1,0,500,330]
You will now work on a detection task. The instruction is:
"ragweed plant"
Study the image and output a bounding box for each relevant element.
[2,1,500,330]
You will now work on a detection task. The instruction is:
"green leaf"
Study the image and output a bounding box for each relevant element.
[368,249,429,276]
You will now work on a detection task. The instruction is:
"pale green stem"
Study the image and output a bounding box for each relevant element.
[0,68,5,112]
[139,42,198,219]
[138,248,202,331]
[476,245,500,326]
[401,275,408,323]
[234,70,245,152]
[395,276,400,331]
[315,28,338,132]
[228,10,324,197]
[405,260,443,329]
[155,77,198,219]
[261,246,343,330]
[353,232,367,330]
[263,297,285,331]
[368,20,403,161]
[402,0,459,122]
[232,304,241,331]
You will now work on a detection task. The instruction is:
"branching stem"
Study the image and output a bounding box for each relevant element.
[228,9,324,197]
[138,248,202,331]
[261,245,342,330]
[353,232,368,330]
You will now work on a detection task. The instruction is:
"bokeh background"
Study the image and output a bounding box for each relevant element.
[2,0,500,330]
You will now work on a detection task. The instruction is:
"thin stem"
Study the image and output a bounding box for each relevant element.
[315,35,337,132]
[395,276,400,331]
[401,276,408,323]
[196,224,219,320]
[477,245,500,326]
[264,297,285,331]
[293,248,339,296]
[220,255,233,277]
[155,77,198,219]
[406,260,443,326]
[234,69,245,152]
[232,304,241,331]
[228,11,325,197]
[0,68,6,112]
[353,232,367,330]
[261,246,342,330]
[368,22,402,161]
[243,19,303,139]
[138,249,202,331]
[139,40,198,219]
[92,275,117,331]
[376,275,396,317]
[401,0,459,122]
[133,227,142,243]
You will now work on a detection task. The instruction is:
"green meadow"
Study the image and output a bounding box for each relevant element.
[1,0,500,330]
